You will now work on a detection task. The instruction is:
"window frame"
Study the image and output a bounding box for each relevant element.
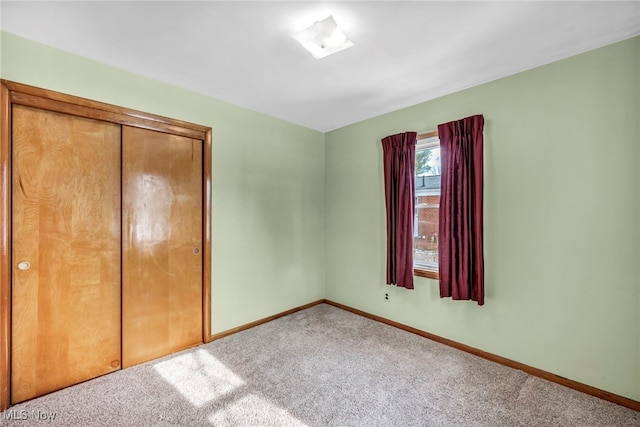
[414,132,440,280]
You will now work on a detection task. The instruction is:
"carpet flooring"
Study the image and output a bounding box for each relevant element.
[1,303,638,426]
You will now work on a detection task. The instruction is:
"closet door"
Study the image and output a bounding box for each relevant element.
[11,106,121,403]
[122,126,203,367]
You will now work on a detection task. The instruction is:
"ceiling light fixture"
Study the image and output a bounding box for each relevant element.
[291,15,354,59]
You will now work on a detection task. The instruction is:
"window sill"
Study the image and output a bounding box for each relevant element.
[414,268,439,280]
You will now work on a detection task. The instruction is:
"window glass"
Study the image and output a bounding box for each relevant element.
[414,140,440,273]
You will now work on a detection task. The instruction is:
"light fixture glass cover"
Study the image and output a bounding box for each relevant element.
[291,15,354,59]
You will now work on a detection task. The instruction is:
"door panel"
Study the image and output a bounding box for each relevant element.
[122,126,203,368]
[11,105,121,403]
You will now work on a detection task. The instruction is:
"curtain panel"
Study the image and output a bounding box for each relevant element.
[437,115,485,305]
[381,132,417,289]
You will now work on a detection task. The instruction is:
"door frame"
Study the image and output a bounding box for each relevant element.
[0,80,213,411]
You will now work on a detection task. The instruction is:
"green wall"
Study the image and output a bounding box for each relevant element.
[0,32,326,334]
[3,30,639,402]
[325,36,640,400]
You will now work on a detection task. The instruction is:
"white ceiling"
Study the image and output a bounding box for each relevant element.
[1,1,639,132]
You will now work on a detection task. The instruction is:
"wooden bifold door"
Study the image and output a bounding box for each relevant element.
[0,81,212,408]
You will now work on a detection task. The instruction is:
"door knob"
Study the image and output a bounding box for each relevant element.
[17,261,31,271]
[193,248,200,254]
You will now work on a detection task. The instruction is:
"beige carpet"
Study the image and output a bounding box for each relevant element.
[1,303,638,426]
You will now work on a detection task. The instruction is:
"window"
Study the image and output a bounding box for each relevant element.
[414,135,440,279]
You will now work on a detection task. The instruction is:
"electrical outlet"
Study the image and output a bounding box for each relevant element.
[385,293,389,301]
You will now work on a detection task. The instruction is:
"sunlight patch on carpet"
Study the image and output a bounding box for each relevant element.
[153,349,245,407]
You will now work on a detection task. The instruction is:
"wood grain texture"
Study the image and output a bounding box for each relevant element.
[0,80,213,408]
[122,126,203,368]
[202,129,213,343]
[323,300,640,412]
[414,268,439,280]
[9,92,205,141]
[11,106,122,404]
[417,130,438,140]
[0,83,11,411]
[1,80,208,140]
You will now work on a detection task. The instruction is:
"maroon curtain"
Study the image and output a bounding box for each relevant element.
[381,132,417,289]
[437,115,484,305]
